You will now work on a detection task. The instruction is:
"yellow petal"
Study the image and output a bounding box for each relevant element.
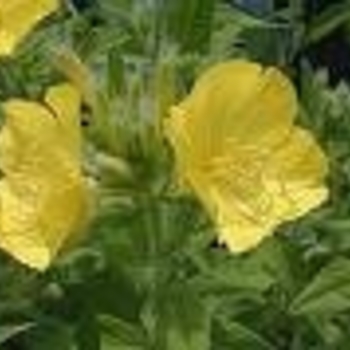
[213,192,278,253]
[0,0,58,56]
[45,83,83,159]
[165,60,328,253]
[265,127,328,221]
[0,99,58,175]
[172,60,298,160]
[207,129,328,252]
[0,84,89,270]
[0,175,87,270]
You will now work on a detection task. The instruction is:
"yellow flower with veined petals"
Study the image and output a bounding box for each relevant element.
[165,60,328,252]
[0,84,90,270]
[0,0,58,56]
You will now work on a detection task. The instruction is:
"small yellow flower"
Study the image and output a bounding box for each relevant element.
[0,0,58,56]
[165,60,328,252]
[0,84,90,270]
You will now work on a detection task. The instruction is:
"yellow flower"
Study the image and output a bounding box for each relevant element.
[0,84,90,270]
[0,0,58,56]
[165,60,328,252]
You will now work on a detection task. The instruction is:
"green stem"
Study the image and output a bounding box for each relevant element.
[289,0,305,61]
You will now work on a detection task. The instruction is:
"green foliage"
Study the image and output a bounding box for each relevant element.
[291,257,350,317]
[0,323,33,345]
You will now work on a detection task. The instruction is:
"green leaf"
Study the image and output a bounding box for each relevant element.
[213,318,277,350]
[21,321,76,350]
[209,3,271,59]
[162,0,215,53]
[290,257,350,317]
[306,2,350,44]
[0,323,33,345]
[107,48,125,97]
[99,315,146,350]
[141,280,212,350]
[190,238,293,297]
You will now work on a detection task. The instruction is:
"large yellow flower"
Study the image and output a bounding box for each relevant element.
[0,83,90,270]
[165,60,328,252]
[0,0,58,56]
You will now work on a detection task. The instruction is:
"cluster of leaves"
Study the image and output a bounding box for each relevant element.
[1,0,350,349]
